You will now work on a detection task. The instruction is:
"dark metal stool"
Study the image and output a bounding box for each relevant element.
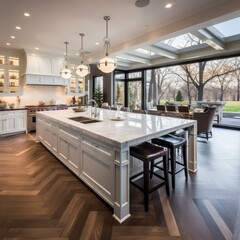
[130,142,169,211]
[152,134,188,189]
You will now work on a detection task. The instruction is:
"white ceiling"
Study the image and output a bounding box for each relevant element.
[1,0,240,70]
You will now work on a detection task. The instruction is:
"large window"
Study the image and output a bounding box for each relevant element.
[93,76,103,92]
[115,81,125,105]
[114,70,144,109]
[128,81,142,110]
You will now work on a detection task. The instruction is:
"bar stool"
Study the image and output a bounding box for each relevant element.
[152,134,188,189]
[130,142,169,211]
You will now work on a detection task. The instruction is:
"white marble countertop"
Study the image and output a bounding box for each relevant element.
[37,108,196,148]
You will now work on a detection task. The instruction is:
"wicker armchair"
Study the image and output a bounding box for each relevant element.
[193,106,217,140]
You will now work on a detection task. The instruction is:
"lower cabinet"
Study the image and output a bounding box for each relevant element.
[80,135,115,204]
[58,127,80,175]
[38,118,58,155]
[36,116,115,205]
[0,110,26,135]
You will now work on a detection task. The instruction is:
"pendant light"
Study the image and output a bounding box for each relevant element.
[60,42,71,79]
[97,16,117,73]
[76,33,90,77]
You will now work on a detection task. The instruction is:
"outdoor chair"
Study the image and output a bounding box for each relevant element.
[132,109,146,114]
[166,104,178,112]
[193,106,217,140]
[178,105,191,118]
[156,104,166,114]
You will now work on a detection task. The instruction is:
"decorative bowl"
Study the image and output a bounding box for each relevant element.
[0,103,7,109]
[72,107,87,112]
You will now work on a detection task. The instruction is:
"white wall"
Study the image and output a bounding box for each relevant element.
[1,85,72,107]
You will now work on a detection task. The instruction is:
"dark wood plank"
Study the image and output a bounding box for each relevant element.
[0,128,240,239]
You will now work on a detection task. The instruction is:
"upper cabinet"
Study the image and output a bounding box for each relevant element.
[23,49,69,86]
[66,75,85,96]
[0,54,22,96]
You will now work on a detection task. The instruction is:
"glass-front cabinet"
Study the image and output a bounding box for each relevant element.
[0,55,21,96]
[67,76,85,96]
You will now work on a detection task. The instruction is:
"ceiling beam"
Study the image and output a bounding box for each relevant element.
[144,45,178,59]
[116,61,131,68]
[116,53,151,65]
[192,29,225,50]
[87,0,240,63]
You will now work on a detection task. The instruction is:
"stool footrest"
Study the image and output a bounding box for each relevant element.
[130,177,167,194]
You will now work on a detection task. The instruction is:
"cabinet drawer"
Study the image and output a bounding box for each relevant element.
[81,136,113,161]
[59,127,79,144]
[0,111,16,117]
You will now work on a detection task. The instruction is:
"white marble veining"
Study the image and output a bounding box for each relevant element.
[37,108,196,148]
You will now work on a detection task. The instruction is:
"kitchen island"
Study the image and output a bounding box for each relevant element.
[36,108,197,223]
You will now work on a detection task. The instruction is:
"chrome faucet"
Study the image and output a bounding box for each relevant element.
[87,99,98,118]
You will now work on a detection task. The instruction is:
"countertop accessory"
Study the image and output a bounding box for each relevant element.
[110,116,126,121]
[72,107,87,112]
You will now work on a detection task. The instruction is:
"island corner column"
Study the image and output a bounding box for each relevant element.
[112,146,131,223]
[188,122,198,172]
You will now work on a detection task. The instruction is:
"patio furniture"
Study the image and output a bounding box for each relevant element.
[156,104,166,114]
[196,101,225,123]
[166,104,178,112]
[132,109,146,114]
[193,106,217,140]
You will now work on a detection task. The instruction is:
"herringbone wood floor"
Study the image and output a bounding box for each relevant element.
[0,128,240,240]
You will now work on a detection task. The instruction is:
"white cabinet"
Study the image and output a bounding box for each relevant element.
[37,118,58,154]
[36,116,80,175]
[0,54,22,96]
[66,75,85,96]
[0,110,26,135]
[58,127,80,174]
[80,135,114,203]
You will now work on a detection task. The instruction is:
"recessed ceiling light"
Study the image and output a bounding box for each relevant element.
[11,36,15,39]
[165,3,172,8]
[24,12,30,17]
[16,26,21,30]
[144,25,149,28]
[95,42,100,46]
[6,43,10,46]
[75,53,79,56]
[35,47,39,50]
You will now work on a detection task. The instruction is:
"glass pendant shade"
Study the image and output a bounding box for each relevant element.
[60,42,71,79]
[98,16,117,73]
[76,33,90,77]
[76,64,90,77]
[98,56,117,73]
[60,67,71,79]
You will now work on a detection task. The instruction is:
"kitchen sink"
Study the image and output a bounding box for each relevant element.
[68,116,102,124]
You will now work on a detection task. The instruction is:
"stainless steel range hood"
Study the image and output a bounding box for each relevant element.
[23,49,69,86]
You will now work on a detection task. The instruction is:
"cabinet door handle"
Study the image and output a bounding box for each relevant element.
[92,143,99,148]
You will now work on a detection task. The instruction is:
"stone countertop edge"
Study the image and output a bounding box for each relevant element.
[0,108,27,111]
[36,109,196,150]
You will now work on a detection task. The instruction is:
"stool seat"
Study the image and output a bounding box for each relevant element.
[152,134,188,190]
[152,134,186,147]
[130,141,169,211]
[173,128,186,138]
[130,142,166,162]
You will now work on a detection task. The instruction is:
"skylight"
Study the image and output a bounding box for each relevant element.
[212,17,240,37]
[162,33,203,49]
[134,48,156,56]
